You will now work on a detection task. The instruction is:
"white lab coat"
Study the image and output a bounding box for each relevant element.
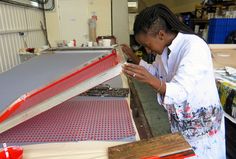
[140,33,226,159]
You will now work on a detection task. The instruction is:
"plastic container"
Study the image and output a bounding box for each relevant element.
[102,39,111,47]
[0,146,23,159]
[87,41,93,47]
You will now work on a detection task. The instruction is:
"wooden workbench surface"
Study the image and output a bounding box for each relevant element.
[210,44,236,69]
[21,141,128,159]
[211,49,236,69]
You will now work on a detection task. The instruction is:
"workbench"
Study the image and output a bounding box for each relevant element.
[0,47,140,159]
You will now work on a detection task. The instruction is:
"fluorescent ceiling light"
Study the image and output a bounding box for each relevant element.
[31,1,39,7]
[128,2,138,8]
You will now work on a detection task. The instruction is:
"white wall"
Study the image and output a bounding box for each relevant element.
[58,0,89,45]
[45,0,112,47]
[0,2,46,73]
[112,0,130,44]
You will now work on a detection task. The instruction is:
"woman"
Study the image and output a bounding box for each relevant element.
[122,4,226,159]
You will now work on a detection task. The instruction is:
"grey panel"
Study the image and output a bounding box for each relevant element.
[104,76,124,88]
[0,52,104,113]
[48,46,114,52]
[54,50,109,54]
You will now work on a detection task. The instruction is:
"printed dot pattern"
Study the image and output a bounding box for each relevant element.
[0,98,136,143]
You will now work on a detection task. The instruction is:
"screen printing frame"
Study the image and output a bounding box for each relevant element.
[0,48,123,133]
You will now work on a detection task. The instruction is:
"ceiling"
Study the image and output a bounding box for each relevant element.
[137,0,202,13]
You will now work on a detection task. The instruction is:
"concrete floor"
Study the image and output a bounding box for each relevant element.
[132,79,170,137]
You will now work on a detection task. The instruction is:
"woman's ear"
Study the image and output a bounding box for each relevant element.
[158,30,165,41]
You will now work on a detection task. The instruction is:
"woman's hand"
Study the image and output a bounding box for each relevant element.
[122,63,155,84]
[121,44,140,64]
[121,44,134,58]
[122,63,166,94]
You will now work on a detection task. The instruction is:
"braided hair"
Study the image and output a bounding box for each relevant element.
[133,4,194,36]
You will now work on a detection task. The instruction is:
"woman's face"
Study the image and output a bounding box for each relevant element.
[135,31,166,55]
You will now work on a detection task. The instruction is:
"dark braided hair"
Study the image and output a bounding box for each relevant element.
[133,4,194,36]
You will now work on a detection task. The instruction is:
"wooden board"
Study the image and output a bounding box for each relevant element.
[209,44,236,50]
[108,133,195,159]
[211,49,236,69]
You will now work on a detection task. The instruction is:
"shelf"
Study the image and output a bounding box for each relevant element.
[203,1,236,7]
[192,19,209,23]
